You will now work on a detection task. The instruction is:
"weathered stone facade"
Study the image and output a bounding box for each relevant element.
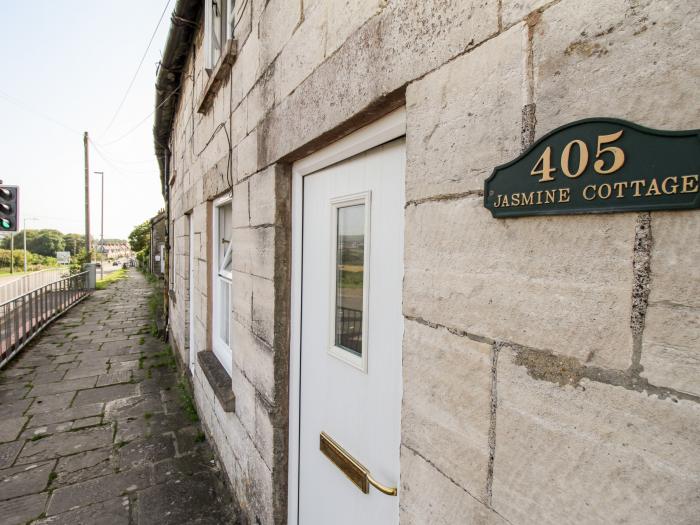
[158,1,699,523]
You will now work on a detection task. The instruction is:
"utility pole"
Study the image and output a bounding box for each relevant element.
[83,132,91,257]
[94,171,104,280]
[23,217,37,273]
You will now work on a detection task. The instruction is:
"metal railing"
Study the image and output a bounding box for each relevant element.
[0,268,70,304]
[335,306,363,354]
[0,271,92,369]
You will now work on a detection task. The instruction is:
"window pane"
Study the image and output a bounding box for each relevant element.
[217,203,232,270]
[334,205,365,356]
[219,280,230,345]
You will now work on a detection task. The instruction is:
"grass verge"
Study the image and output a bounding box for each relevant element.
[96,268,127,290]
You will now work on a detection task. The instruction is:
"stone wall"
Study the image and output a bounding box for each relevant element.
[164,0,699,523]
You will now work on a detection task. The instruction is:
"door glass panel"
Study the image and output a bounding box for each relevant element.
[334,204,365,356]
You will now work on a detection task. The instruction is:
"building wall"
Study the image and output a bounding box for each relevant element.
[165,1,700,523]
[149,214,167,277]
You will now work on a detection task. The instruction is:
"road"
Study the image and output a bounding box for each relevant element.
[96,260,126,277]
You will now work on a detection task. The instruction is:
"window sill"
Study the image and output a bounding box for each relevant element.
[197,39,238,115]
[197,350,235,412]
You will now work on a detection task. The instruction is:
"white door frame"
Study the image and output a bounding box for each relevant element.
[288,107,406,525]
[188,213,196,372]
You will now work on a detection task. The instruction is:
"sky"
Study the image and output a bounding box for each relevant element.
[0,0,175,240]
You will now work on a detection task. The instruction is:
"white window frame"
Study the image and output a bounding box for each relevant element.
[204,0,235,71]
[212,195,233,375]
[327,192,371,373]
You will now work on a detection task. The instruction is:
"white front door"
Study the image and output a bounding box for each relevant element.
[297,137,405,524]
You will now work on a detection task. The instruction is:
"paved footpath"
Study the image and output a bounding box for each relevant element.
[0,269,236,524]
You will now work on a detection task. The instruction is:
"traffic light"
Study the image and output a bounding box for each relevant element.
[0,185,18,232]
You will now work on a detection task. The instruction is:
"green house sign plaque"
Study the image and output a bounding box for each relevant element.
[484,118,700,218]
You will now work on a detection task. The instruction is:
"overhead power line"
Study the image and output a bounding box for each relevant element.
[100,0,173,138]
[90,140,155,177]
[96,87,180,147]
[0,89,82,135]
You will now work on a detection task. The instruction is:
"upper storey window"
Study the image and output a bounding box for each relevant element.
[204,0,235,71]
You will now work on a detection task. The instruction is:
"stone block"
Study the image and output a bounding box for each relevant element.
[55,448,113,487]
[326,0,382,56]
[232,269,253,328]
[28,403,103,427]
[245,446,274,525]
[247,73,274,134]
[406,23,524,201]
[72,384,138,406]
[404,197,635,369]
[64,364,107,381]
[96,371,131,388]
[0,461,54,502]
[231,226,275,280]
[492,347,700,525]
[104,394,162,420]
[137,472,233,524]
[261,0,499,166]
[47,467,149,516]
[27,392,75,415]
[202,155,234,202]
[0,441,23,469]
[231,26,260,108]
[0,492,48,525]
[641,305,700,396]
[249,166,277,226]
[501,0,549,28]
[233,0,252,45]
[533,0,700,134]
[402,320,492,497]
[232,320,275,403]
[646,211,700,308]
[232,180,249,228]
[35,497,129,525]
[254,398,274,470]
[231,100,247,145]
[0,417,27,443]
[230,364,256,438]
[237,131,258,181]
[0,398,32,419]
[117,435,176,470]
[274,0,326,102]
[400,445,507,525]
[640,211,700,395]
[258,0,301,70]
[251,276,275,346]
[18,425,113,463]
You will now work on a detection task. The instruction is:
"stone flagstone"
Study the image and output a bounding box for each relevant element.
[0,269,236,524]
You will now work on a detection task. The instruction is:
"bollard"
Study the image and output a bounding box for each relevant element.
[84,263,97,290]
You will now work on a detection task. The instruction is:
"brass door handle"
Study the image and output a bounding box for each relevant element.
[319,432,398,496]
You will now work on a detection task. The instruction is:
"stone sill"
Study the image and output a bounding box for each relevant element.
[197,351,235,412]
[197,39,238,115]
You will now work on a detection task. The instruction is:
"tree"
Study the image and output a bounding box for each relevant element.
[27,230,65,256]
[63,233,85,255]
[129,221,150,252]
[0,230,38,249]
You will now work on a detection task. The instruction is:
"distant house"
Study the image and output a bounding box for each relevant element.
[97,242,132,260]
[149,210,166,277]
